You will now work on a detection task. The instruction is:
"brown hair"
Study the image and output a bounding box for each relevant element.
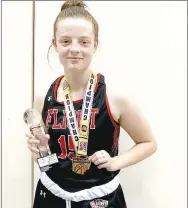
[47,1,99,65]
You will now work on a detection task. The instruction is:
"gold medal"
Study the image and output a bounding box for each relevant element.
[72,155,91,175]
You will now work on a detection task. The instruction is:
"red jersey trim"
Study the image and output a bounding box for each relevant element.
[106,96,120,129]
[53,73,101,105]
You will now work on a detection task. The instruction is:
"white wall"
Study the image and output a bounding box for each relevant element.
[0,1,2,206]
[2,2,33,208]
[2,1,187,208]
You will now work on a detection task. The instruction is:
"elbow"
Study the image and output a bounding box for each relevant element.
[150,140,157,154]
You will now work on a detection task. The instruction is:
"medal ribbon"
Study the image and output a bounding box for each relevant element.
[62,73,96,156]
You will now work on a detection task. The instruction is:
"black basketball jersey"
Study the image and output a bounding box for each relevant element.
[41,73,120,192]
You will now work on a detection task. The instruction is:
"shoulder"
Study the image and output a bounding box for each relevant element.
[107,85,151,135]
[106,84,141,124]
[102,75,122,123]
[33,96,45,114]
[33,76,61,113]
[106,86,124,123]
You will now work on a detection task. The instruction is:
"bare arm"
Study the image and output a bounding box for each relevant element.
[113,95,157,170]
[89,88,157,171]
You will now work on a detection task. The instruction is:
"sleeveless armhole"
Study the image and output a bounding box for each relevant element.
[99,75,120,129]
[106,96,120,129]
[41,77,60,123]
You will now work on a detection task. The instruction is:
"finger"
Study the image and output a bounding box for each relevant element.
[91,154,101,163]
[94,157,109,166]
[27,139,40,145]
[25,132,32,137]
[92,151,106,163]
[88,152,97,161]
[88,156,92,161]
[101,151,109,157]
[45,134,50,139]
[27,140,39,150]
[98,162,110,169]
[89,150,108,162]
[25,132,34,139]
[28,144,39,154]
[100,150,107,155]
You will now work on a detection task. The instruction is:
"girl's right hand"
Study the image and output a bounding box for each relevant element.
[26,132,40,155]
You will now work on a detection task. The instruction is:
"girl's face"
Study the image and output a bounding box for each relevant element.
[53,18,98,73]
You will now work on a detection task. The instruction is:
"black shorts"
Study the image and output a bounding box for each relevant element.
[33,179,127,208]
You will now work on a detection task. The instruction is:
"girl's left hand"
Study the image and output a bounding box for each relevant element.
[88,150,119,171]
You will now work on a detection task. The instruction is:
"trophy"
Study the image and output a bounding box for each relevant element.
[23,108,58,172]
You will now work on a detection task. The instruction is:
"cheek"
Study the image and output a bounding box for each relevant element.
[57,47,67,57]
[82,48,94,59]
[57,49,69,64]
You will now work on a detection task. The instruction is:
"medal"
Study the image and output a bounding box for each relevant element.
[72,155,91,175]
[62,72,97,175]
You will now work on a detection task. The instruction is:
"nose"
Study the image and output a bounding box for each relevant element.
[69,41,81,55]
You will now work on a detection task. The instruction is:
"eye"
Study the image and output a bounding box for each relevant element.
[81,40,90,45]
[60,39,71,45]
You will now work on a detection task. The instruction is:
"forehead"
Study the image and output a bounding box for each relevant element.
[56,18,94,38]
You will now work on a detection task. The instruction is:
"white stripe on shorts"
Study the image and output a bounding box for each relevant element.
[40,172,120,208]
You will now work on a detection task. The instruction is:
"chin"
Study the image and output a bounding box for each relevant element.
[67,65,88,73]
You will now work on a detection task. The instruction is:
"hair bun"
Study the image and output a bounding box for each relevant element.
[61,1,87,11]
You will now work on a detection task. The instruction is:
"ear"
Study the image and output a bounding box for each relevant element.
[52,38,58,52]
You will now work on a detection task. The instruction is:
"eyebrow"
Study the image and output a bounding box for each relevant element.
[59,36,70,39]
[79,36,91,39]
[59,36,91,39]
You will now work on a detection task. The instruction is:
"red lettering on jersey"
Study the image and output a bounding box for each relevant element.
[46,109,53,128]
[58,135,76,159]
[46,108,99,131]
[67,135,76,159]
[90,108,99,129]
[58,135,67,159]
[61,110,67,129]
[77,108,99,129]
[52,109,61,129]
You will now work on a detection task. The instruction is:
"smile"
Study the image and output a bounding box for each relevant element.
[67,57,83,60]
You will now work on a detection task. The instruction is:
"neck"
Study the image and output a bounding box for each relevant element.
[64,69,92,92]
